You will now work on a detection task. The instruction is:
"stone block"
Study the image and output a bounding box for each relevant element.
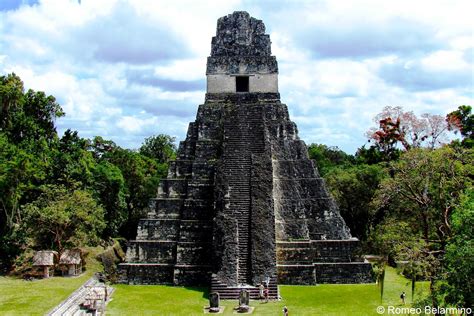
[314,263,375,284]
[277,264,315,285]
[173,265,212,285]
[178,220,213,242]
[167,160,193,178]
[276,241,314,264]
[157,179,188,198]
[118,263,174,285]
[136,219,180,240]
[176,242,213,265]
[187,181,214,200]
[181,199,214,220]
[273,160,319,179]
[195,140,221,159]
[153,198,184,217]
[191,163,215,179]
[125,241,176,264]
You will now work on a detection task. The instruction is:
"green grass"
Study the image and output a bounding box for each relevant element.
[0,246,103,316]
[106,267,429,316]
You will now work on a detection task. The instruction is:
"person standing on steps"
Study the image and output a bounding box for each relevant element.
[258,283,264,300]
[264,287,269,303]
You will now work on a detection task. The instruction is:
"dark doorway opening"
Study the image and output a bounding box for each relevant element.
[236,76,249,92]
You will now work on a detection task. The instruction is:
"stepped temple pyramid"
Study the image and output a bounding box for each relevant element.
[119,11,373,298]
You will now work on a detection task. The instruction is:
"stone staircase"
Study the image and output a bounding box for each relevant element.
[223,112,252,285]
[210,275,279,300]
[47,276,114,316]
[221,103,267,285]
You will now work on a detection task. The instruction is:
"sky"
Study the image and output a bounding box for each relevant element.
[0,0,472,154]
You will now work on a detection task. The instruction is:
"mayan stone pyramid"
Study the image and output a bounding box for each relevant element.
[118,11,373,299]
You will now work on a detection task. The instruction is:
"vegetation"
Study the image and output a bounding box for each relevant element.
[0,73,176,271]
[311,105,473,310]
[22,186,105,254]
[447,105,473,148]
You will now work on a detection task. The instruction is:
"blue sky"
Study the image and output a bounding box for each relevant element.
[0,0,472,154]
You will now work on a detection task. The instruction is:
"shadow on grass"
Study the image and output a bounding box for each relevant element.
[183,286,209,299]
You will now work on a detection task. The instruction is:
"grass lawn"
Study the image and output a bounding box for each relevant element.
[107,267,429,316]
[0,246,103,316]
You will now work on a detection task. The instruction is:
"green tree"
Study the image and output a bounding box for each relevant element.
[374,147,472,242]
[0,73,63,268]
[104,148,162,239]
[0,74,64,230]
[325,164,387,240]
[355,144,401,164]
[441,189,474,308]
[1,74,64,146]
[51,129,96,189]
[22,186,105,254]
[307,143,354,176]
[0,73,25,132]
[447,105,473,148]
[371,146,473,307]
[93,161,127,238]
[139,134,176,163]
[90,136,118,159]
[0,136,52,234]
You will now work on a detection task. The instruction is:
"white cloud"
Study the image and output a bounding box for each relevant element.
[0,0,472,153]
[421,50,469,71]
[117,116,157,134]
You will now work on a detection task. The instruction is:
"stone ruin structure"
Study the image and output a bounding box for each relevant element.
[118,11,373,299]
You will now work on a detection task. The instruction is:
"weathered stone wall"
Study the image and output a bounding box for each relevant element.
[276,240,363,264]
[314,263,375,284]
[277,265,315,285]
[207,11,278,94]
[206,74,278,93]
[118,264,174,285]
[277,263,374,285]
[119,99,220,286]
[210,12,271,58]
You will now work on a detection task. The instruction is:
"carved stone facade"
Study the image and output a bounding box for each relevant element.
[118,11,373,298]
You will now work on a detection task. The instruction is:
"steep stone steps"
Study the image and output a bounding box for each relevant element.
[210,275,279,300]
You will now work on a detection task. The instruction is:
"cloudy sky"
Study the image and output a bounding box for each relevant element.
[1,0,472,153]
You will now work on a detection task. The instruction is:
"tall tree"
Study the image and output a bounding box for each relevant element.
[442,189,474,308]
[325,164,387,240]
[0,73,24,131]
[447,105,473,148]
[139,134,176,164]
[93,161,126,238]
[51,129,96,189]
[0,74,64,146]
[104,148,162,239]
[307,143,354,176]
[22,186,105,254]
[367,106,449,153]
[371,146,473,307]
